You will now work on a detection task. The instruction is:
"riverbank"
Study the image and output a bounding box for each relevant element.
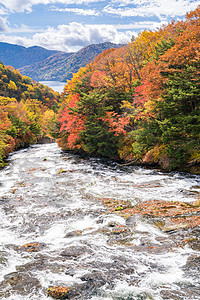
[0,136,55,169]
[60,146,200,175]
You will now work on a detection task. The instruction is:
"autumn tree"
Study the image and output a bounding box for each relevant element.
[0,63,59,166]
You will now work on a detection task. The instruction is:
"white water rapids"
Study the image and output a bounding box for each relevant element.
[0,143,200,299]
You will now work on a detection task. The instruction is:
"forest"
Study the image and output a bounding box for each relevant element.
[0,64,59,167]
[58,6,200,173]
[0,6,200,173]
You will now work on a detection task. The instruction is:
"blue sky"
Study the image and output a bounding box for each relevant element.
[0,0,199,52]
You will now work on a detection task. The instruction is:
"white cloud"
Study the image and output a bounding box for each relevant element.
[50,7,101,16]
[0,0,45,13]
[116,20,167,30]
[0,34,30,46]
[0,0,104,13]
[11,24,45,33]
[0,16,9,32]
[0,0,199,16]
[0,0,198,20]
[32,23,132,51]
[0,22,133,51]
[105,0,200,18]
[0,7,8,15]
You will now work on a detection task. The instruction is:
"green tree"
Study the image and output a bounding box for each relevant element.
[155,62,200,167]
[75,91,119,157]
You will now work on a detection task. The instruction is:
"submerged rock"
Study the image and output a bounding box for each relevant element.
[65,230,82,238]
[160,289,186,299]
[0,271,41,297]
[58,168,67,174]
[193,198,200,207]
[20,242,46,252]
[47,286,71,299]
[61,246,92,259]
[47,272,106,299]
[163,223,188,232]
[184,254,200,272]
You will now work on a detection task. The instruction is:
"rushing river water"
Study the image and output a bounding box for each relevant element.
[0,143,200,299]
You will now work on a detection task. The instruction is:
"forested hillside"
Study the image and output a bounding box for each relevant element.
[57,6,200,173]
[0,42,61,69]
[19,52,73,82]
[19,42,125,81]
[0,64,59,167]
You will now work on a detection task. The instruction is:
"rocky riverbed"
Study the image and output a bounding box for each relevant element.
[0,143,200,299]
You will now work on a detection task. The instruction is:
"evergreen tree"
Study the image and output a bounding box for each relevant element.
[75,91,119,157]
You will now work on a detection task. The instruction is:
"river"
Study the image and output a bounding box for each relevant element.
[39,81,66,93]
[0,143,200,299]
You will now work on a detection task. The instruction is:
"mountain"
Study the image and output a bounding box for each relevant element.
[61,42,125,82]
[0,42,61,69]
[19,42,125,82]
[19,52,74,81]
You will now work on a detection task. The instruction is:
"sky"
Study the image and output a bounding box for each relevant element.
[0,0,199,53]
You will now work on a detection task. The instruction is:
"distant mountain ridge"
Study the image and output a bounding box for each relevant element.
[0,42,125,82]
[0,42,61,69]
[20,42,124,82]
